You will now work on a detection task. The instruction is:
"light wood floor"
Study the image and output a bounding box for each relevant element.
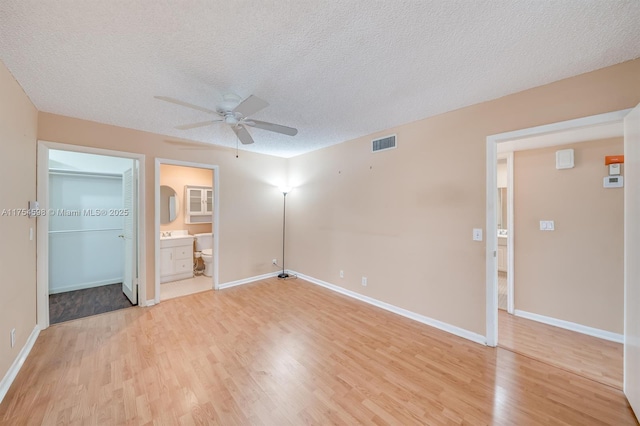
[160,274,213,301]
[498,310,623,390]
[0,278,636,425]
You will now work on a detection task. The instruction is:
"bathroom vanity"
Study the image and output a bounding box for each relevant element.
[160,231,194,283]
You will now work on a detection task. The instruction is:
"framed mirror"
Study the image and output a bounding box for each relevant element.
[160,185,179,224]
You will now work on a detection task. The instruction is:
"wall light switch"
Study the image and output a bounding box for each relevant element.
[27,201,39,218]
[540,220,555,231]
[473,228,483,241]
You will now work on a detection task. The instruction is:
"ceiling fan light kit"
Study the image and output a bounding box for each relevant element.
[155,94,298,146]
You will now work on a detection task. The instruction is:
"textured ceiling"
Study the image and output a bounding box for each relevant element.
[1,1,639,158]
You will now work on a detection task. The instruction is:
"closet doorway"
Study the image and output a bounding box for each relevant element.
[36,142,146,329]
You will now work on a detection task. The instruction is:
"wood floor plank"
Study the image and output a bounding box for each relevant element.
[498,309,623,389]
[0,277,636,424]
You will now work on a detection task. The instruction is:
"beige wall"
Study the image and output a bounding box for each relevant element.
[159,164,213,235]
[37,113,287,296]
[514,138,624,333]
[0,62,38,379]
[287,58,640,336]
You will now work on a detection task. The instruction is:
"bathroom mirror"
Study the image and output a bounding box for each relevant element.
[160,185,179,224]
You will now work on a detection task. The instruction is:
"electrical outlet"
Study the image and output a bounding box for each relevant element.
[361,277,367,286]
[272,258,277,265]
[10,328,15,348]
[339,270,344,278]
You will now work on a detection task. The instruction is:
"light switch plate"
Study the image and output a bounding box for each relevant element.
[473,228,483,241]
[540,220,555,231]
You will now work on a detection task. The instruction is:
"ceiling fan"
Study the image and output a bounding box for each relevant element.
[155,94,298,145]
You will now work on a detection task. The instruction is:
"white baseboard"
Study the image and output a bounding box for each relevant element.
[49,278,122,294]
[218,271,280,290]
[0,325,40,404]
[145,300,156,307]
[514,309,623,343]
[291,271,486,346]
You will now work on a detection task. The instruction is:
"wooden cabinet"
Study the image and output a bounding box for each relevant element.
[160,237,194,283]
[185,186,213,224]
[497,244,507,272]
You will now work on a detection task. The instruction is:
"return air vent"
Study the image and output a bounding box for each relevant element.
[372,134,397,153]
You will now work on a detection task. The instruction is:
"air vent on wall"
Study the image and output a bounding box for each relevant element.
[372,134,397,153]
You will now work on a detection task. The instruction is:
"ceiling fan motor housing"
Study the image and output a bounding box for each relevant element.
[223,111,240,124]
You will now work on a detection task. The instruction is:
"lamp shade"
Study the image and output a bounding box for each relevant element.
[279,186,292,195]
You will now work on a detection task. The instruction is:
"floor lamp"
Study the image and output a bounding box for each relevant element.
[278,187,292,279]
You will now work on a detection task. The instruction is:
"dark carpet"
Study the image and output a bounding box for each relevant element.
[49,283,136,325]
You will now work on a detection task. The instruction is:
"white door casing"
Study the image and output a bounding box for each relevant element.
[624,103,640,419]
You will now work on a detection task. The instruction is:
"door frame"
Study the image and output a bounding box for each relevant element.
[36,141,146,330]
[154,158,220,303]
[485,109,631,346]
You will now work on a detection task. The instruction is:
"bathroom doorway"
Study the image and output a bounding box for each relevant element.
[496,156,512,314]
[36,142,146,329]
[486,110,628,389]
[155,159,219,302]
[486,109,629,345]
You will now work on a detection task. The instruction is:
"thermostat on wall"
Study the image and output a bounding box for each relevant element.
[604,176,624,188]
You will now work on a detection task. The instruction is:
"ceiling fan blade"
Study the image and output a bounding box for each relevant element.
[155,96,219,115]
[175,120,222,130]
[232,125,255,145]
[244,119,298,136]
[233,95,269,117]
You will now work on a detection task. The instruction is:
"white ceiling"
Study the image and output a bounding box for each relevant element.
[1,1,639,158]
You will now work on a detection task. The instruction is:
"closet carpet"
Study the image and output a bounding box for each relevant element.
[49,283,135,324]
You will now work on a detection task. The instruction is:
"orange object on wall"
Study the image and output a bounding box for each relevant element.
[605,155,624,165]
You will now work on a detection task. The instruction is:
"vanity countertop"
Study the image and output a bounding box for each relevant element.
[160,230,191,239]
[160,230,194,247]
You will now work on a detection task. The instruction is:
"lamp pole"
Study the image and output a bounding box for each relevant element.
[278,189,289,279]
